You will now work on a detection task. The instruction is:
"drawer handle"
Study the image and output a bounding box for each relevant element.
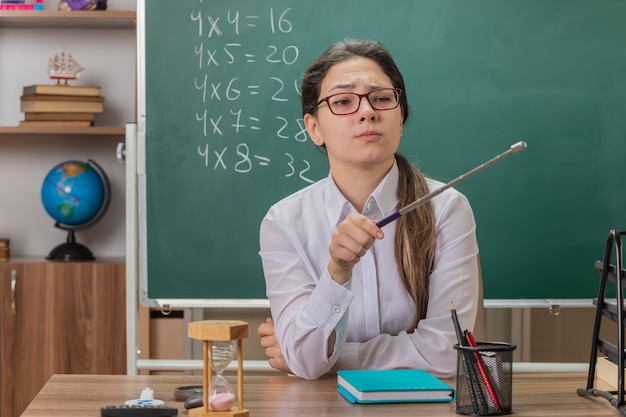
[10,269,16,316]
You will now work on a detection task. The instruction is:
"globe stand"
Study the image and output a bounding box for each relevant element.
[46,229,95,261]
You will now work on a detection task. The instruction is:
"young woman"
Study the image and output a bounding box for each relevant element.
[258,39,479,380]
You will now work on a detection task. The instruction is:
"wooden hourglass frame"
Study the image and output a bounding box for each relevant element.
[188,320,249,417]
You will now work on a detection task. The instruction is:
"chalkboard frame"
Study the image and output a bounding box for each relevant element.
[136,0,626,307]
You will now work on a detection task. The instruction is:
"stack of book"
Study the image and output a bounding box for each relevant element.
[0,238,9,262]
[19,84,104,128]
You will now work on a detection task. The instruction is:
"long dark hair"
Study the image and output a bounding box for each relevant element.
[301,39,436,329]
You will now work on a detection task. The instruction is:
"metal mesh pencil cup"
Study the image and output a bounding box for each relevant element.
[454,342,516,416]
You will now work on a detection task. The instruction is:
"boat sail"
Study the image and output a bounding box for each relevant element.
[48,53,84,83]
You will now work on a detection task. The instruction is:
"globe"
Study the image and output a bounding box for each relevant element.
[41,159,111,261]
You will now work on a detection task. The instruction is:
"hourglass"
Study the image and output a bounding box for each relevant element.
[188,320,249,417]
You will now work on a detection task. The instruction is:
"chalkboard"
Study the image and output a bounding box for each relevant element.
[138,0,626,303]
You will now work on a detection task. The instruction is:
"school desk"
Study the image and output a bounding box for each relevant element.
[19,373,618,417]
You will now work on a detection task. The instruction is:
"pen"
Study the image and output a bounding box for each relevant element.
[465,330,502,412]
[376,141,527,227]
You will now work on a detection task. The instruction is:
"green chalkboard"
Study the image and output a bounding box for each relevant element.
[139,0,626,302]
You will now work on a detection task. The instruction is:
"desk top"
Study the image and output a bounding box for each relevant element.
[20,373,618,417]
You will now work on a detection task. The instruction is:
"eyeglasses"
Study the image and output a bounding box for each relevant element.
[316,88,402,116]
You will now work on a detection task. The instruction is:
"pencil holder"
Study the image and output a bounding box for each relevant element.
[454,342,516,416]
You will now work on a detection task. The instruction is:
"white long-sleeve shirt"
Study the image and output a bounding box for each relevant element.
[259,161,479,380]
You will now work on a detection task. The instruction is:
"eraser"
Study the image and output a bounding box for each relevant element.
[125,387,164,406]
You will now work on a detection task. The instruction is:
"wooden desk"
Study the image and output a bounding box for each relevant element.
[20,373,618,417]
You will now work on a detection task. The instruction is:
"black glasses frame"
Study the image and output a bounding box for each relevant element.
[316,88,402,116]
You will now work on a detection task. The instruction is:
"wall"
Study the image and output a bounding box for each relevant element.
[0,0,136,258]
[529,308,615,363]
[486,307,607,364]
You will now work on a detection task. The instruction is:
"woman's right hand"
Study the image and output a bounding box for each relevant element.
[327,213,384,285]
[257,317,291,374]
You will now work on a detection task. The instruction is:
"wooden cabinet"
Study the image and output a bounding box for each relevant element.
[0,258,126,417]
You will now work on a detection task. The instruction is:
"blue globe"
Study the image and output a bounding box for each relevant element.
[41,160,110,261]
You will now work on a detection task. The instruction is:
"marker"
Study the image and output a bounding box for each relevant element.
[376,141,527,227]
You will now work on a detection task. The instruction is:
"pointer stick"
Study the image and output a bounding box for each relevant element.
[376,141,527,227]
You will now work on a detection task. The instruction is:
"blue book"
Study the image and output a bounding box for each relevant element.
[337,369,455,404]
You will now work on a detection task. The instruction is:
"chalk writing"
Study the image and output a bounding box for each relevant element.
[197,144,315,183]
[186,4,322,182]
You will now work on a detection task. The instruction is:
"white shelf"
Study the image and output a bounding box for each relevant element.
[0,126,125,137]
